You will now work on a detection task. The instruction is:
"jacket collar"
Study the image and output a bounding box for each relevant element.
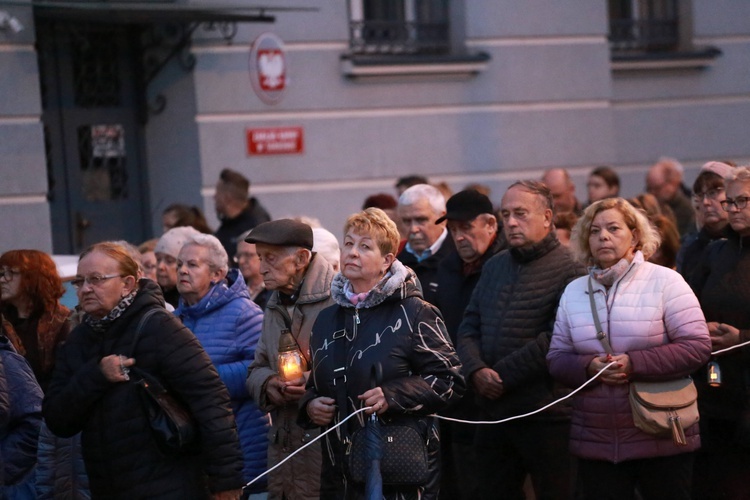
[509,231,559,263]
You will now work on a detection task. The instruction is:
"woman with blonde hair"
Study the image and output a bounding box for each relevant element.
[300,208,464,499]
[547,197,710,498]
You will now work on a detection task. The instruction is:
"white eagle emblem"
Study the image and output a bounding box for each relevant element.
[258,50,285,90]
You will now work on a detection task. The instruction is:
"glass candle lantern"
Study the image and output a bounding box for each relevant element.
[707,360,722,387]
[278,329,305,381]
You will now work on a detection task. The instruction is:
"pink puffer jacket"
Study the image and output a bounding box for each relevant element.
[547,252,711,463]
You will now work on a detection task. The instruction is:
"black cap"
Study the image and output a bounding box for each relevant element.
[435,189,494,224]
[245,219,314,250]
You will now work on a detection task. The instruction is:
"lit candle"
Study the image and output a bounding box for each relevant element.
[279,350,303,381]
[707,361,722,387]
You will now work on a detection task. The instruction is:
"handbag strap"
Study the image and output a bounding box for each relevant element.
[129,307,163,358]
[128,308,167,391]
[588,277,613,355]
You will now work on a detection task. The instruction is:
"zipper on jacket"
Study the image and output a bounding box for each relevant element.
[354,309,360,325]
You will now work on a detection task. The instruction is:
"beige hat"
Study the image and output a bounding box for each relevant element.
[155,226,201,258]
[700,161,734,179]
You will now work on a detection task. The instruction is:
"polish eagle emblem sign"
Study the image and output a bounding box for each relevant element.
[249,33,287,105]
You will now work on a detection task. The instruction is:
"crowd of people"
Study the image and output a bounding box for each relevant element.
[0,160,748,499]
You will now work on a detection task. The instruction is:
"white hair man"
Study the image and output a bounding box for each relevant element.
[396,183,454,305]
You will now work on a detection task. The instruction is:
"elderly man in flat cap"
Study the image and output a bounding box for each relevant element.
[246,219,335,500]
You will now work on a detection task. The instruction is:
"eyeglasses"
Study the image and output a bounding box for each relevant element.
[693,188,724,202]
[0,268,20,281]
[720,196,750,212]
[233,252,258,263]
[71,274,123,289]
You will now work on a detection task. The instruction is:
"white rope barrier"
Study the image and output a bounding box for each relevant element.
[244,406,372,488]
[434,361,615,425]
[245,338,750,489]
[711,338,750,356]
[244,362,617,489]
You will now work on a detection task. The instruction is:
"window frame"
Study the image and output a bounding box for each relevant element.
[607,0,721,71]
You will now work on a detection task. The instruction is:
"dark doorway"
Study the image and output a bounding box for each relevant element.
[38,21,149,254]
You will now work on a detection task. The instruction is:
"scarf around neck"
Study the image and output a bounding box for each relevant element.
[84,290,137,333]
[590,256,633,288]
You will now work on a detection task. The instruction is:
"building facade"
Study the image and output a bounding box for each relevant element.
[1,0,749,253]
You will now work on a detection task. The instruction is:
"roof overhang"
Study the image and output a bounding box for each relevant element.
[0,0,316,24]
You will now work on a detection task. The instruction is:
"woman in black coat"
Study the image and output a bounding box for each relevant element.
[43,242,244,500]
[300,208,465,500]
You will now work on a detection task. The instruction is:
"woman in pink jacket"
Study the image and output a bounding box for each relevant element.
[547,197,711,499]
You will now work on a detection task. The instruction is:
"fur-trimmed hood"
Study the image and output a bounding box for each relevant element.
[330,259,422,309]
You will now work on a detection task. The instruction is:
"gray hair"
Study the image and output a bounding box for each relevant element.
[398,183,446,214]
[182,233,228,272]
[726,166,750,186]
[508,180,555,213]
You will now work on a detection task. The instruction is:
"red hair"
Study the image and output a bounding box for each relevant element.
[0,250,65,317]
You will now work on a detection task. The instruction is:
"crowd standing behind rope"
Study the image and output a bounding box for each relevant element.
[1,161,749,499]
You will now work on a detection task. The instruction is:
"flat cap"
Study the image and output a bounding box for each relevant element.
[245,219,314,250]
[436,189,494,224]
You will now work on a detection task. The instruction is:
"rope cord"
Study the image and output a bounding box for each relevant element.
[244,337,750,488]
[711,338,750,356]
[244,406,371,488]
[244,362,617,488]
[435,361,615,425]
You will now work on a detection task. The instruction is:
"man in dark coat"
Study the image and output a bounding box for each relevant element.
[434,189,506,500]
[214,168,271,263]
[457,180,586,500]
[396,183,455,305]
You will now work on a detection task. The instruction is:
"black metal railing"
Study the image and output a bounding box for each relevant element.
[609,16,679,52]
[349,19,449,55]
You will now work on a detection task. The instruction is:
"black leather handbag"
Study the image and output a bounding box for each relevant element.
[129,309,198,455]
[347,418,429,486]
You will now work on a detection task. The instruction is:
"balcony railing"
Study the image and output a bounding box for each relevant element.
[349,19,449,55]
[609,17,679,52]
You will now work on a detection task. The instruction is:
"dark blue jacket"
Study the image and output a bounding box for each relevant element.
[176,268,269,487]
[0,335,43,495]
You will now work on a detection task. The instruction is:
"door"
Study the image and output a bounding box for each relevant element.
[39,21,148,254]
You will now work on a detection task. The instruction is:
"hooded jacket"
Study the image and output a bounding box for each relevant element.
[299,260,465,500]
[548,253,711,462]
[43,280,244,499]
[176,268,268,488]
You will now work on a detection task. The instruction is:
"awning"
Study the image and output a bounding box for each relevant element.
[0,0,316,24]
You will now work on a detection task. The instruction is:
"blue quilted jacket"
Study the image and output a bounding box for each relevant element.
[176,269,269,488]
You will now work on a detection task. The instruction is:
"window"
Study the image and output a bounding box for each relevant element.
[348,0,450,55]
[607,0,721,70]
[608,0,679,53]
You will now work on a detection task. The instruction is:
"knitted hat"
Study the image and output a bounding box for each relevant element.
[245,219,314,250]
[154,226,201,258]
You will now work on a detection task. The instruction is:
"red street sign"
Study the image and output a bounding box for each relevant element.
[246,127,304,156]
